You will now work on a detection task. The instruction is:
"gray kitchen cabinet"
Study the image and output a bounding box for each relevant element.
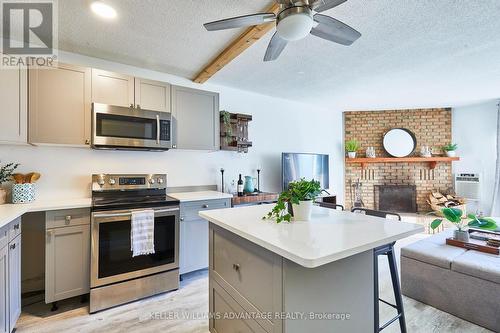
[0,65,27,144]
[180,199,230,275]
[135,78,171,112]
[0,245,8,333]
[8,235,20,332]
[45,221,90,303]
[29,63,92,146]
[171,85,220,150]
[91,69,134,108]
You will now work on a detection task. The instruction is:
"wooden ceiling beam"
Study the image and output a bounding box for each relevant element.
[193,3,280,84]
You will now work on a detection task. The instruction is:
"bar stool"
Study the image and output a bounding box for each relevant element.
[316,202,345,210]
[351,208,406,333]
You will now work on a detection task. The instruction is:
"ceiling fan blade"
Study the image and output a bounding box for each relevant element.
[204,13,276,31]
[312,0,348,13]
[310,14,361,45]
[264,32,288,62]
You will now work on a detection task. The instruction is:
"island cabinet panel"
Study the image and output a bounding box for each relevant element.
[0,245,8,333]
[91,69,134,107]
[29,63,92,146]
[209,225,283,333]
[171,85,220,150]
[0,65,27,144]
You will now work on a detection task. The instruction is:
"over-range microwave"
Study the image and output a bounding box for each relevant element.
[92,103,172,151]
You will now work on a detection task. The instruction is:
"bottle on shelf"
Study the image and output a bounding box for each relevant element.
[237,174,244,197]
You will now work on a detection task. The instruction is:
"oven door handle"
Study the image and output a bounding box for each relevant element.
[93,207,179,219]
[156,114,160,144]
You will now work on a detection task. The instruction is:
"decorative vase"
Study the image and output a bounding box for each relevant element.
[0,188,6,205]
[292,200,313,221]
[446,150,456,157]
[347,152,357,158]
[12,183,36,204]
[243,176,254,193]
[420,146,432,157]
[454,229,469,242]
[366,147,376,158]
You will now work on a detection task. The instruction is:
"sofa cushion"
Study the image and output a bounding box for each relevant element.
[451,250,500,284]
[401,239,467,269]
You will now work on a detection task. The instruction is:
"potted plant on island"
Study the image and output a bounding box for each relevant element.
[442,143,458,157]
[430,207,497,242]
[345,139,360,158]
[263,178,325,223]
[0,162,20,205]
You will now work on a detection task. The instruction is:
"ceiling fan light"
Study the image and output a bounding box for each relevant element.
[276,12,313,41]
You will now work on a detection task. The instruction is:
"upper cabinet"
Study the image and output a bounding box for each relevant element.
[29,63,92,146]
[171,85,219,150]
[91,69,134,108]
[92,70,171,112]
[135,78,171,113]
[0,65,27,144]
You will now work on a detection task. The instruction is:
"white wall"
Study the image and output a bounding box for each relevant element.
[452,100,499,214]
[0,51,344,202]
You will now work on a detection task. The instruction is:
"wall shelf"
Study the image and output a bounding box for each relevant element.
[346,156,460,169]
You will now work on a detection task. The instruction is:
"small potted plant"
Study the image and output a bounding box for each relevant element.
[0,162,20,205]
[442,143,458,157]
[345,139,360,158]
[430,208,497,242]
[263,178,324,223]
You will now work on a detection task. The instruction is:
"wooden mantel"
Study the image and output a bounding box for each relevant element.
[346,156,460,169]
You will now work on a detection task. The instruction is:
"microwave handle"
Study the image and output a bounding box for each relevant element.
[156,115,160,144]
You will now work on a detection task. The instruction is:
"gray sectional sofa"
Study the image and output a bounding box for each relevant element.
[401,230,500,332]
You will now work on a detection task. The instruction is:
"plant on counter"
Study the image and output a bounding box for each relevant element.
[263,178,325,223]
[442,143,458,157]
[0,162,20,184]
[220,111,233,143]
[430,208,497,242]
[345,139,360,158]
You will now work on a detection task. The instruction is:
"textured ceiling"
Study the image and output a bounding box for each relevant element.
[59,0,500,109]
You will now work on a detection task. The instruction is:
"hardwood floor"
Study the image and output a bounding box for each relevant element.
[17,236,491,333]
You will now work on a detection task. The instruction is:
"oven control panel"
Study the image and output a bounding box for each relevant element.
[92,174,167,191]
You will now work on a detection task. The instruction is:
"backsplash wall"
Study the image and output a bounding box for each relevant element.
[344,108,453,212]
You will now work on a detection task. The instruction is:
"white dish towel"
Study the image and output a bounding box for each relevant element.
[131,210,155,257]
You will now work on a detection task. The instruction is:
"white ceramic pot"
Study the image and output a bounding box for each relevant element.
[446,150,456,157]
[292,200,313,221]
[454,229,469,242]
[0,188,6,205]
[347,152,357,158]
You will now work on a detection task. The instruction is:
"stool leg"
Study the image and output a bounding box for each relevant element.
[374,250,380,333]
[387,247,407,333]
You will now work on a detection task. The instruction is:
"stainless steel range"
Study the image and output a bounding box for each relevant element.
[90,174,180,313]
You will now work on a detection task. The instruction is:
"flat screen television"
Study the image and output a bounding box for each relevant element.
[282,152,329,191]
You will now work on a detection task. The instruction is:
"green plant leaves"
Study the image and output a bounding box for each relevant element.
[442,208,462,223]
[430,219,443,230]
[468,217,498,230]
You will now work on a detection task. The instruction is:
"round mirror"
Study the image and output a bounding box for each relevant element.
[383,128,417,157]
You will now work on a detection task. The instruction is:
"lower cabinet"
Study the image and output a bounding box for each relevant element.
[0,246,8,333]
[180,199,230,275]
[45,209,90,303]
[8,236,20,331]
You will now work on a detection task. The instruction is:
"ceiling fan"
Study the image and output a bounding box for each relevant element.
[203,0,361,62]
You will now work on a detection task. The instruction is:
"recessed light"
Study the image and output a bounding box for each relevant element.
[91,1,117,19]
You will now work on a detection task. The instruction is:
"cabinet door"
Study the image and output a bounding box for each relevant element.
[91,69,134,107]
[0,65,27,144]
[0,246,8,333]
[135,78,170,112]
[8,236,20,332]
[171,85,219,150]
[180,218,209,275]
[29,63,91,145]
[45,225,90,303]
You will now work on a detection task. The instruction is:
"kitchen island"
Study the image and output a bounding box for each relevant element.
[200,204,423,333]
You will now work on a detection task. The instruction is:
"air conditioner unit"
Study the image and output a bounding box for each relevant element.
[454,173,481,201]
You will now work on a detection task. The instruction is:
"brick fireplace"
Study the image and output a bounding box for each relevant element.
[344,108,453,212]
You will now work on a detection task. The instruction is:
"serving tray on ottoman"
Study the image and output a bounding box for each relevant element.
[446,237,499,255]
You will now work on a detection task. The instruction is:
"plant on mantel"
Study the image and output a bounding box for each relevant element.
[442,143,458,157]
[345,139,360,158]
[263,179,325,223]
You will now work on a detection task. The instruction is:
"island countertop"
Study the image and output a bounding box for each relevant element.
[200,204,424,268]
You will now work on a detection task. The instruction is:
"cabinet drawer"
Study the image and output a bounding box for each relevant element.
[211,226,282,318]
[210,279,266,333]
[0,224,9,250]
[8,218,21,243]
[46,208,90,229]
[181,199,230,221]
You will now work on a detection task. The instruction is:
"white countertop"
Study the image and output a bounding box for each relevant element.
[168,191,233,202]
[200,204,424,268]
[0,198,91,229]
